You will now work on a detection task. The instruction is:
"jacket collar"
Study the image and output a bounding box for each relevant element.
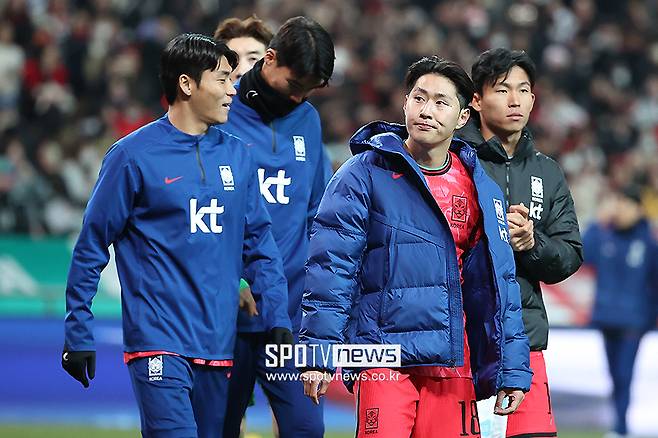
[236,60,301,124]
[349,120,479,174]
[156,113,223,147]
[457,115,535,164]
[232,78,305,123]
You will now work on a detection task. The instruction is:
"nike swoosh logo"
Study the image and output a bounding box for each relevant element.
[165,176,183,185]
[392,173,404,179]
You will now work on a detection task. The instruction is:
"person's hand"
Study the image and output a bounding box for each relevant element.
[507,204,534,251]
[494,388,525,415]
[301,370,331,405]
[62,349,96,388]
[239,286,259,317]
[269,327,294,345]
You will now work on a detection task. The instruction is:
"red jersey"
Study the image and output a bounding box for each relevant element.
[407,150,483,378]
[423,151,483,274]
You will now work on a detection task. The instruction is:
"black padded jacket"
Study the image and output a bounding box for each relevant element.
[458,119,583,350]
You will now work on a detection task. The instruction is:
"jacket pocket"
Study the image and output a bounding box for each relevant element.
[379,226,450,332]
[360,217,391,294]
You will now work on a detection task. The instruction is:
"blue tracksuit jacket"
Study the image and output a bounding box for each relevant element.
[584,219,658,330]
[300,121,532,398]
[65,114,290,360]
[222,87,329,333]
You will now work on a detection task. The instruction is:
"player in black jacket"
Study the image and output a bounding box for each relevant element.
[458,48,583,438]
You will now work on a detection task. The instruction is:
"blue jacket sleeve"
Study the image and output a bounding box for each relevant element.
[299,157,371,371]
[500,271,532,392]
[65,144,140,351]
[582,224,600,267]
[306,147,331,237]
[242,154,291,331]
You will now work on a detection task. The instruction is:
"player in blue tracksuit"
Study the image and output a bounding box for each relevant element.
[61,34,291,438]
[583,184,658,437]
[219,17,335,438]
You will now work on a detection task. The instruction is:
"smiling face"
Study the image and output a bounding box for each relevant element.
[186,55,236,125]
[471,65,535,138]
[226,36,267,81]
[403,73,470,149]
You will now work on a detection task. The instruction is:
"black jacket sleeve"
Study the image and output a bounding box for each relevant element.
[516,166,583,284]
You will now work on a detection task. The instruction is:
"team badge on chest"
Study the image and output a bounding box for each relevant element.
[452,195,467,223]
[219,166,234,191]
[293,135,306,161]
[529,176,544,220]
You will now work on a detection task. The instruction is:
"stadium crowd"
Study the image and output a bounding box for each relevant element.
[1,0,657,235]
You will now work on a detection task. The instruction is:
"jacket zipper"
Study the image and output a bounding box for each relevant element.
[505,161,511,209]
[195,141,206,184]
[379,146,500,370]
[477,198,505,388]
[270,122,277,152]
[401,156,461,366]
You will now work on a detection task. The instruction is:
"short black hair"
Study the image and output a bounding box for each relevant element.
[160,33,238,105]
[405,56,474,109]
[269,16,335,86]
[620,183,643,205]
[471,48,536,94]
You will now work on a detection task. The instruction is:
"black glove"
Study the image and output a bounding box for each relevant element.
[62,349,96,388]
[269,327,294,345]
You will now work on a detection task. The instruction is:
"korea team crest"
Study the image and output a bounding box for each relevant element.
[148,355,163,381]
[365,408,379,430]
[493,198,509,243]
[293,135,306,161]
[529,176,544,220]
[452,195,467,223]
[531,176,544,198]
[493,199,505,223]
[219,165,234,191]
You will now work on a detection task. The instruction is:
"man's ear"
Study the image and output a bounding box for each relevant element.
[456,107,470,130]
[470,92,482,112]
[264,48,277,66]
[179,74,193,98]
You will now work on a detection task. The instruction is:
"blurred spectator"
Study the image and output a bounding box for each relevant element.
[0,136,50,234]
[2,0,658,235]
[583,185,658,437]
[0,21,24,132]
